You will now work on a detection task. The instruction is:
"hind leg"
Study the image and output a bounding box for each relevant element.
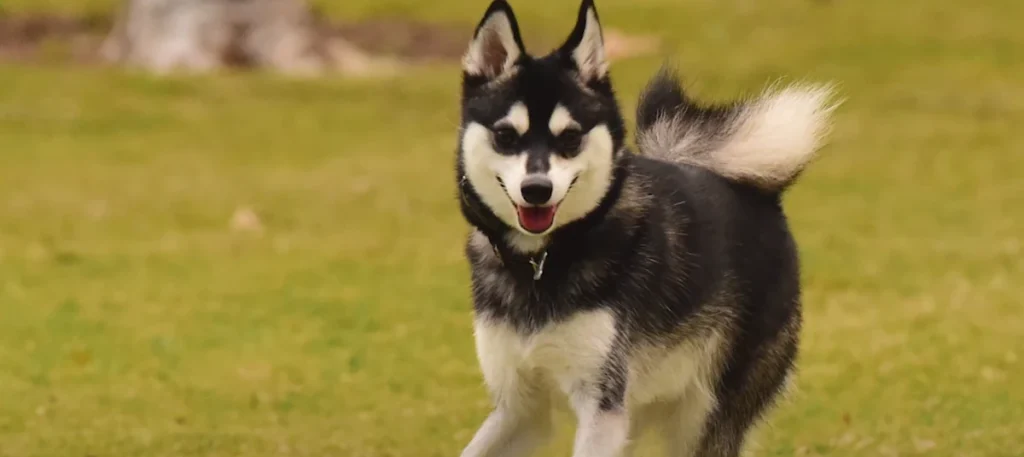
[659,385,718,457]
[691,313,800,457]
[622,402,667,457]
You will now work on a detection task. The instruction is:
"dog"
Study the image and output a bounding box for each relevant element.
[455,1,835,456]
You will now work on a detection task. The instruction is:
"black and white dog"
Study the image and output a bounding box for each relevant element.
[455,1,835,456]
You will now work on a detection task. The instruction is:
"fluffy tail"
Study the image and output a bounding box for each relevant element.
[636,68,838,192]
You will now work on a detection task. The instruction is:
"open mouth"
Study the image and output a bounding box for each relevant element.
[497,176,563,234]
[516,205,558,234]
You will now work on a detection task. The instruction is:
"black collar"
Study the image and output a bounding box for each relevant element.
[488,241,549,280]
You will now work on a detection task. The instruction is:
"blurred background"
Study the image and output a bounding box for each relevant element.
[0,0,1021,456]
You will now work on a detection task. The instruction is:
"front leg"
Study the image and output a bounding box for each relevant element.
[463,319,552,457]
[570,349,631,457]
[460,395,551,457]
[572,403,630,457]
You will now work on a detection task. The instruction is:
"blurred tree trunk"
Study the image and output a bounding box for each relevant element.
[101,0,379,76]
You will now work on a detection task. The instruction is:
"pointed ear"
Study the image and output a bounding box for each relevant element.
[560,0,608,84]
[463,1,526,79]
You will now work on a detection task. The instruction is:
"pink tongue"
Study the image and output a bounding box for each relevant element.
[517,206,557,233]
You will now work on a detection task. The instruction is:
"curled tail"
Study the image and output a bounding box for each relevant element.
[636,68,838,192]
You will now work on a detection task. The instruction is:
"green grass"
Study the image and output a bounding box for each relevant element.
[1,0,1023,456]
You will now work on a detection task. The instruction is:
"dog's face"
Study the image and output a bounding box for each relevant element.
[458,0,625,248]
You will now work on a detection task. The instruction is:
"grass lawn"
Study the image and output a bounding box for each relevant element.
[1,0,1022,456]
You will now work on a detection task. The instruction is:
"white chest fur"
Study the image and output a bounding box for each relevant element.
[474,310,618,402]
[473,310,722,411]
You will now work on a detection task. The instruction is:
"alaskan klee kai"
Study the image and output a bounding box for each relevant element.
[455,1,836,456]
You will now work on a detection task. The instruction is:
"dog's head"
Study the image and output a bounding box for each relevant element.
[458,0,626,252]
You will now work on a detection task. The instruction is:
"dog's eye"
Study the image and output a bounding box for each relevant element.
[556,129,584,154]
[492,127,520,150]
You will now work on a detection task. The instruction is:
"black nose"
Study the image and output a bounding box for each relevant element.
[520,175,553,205]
